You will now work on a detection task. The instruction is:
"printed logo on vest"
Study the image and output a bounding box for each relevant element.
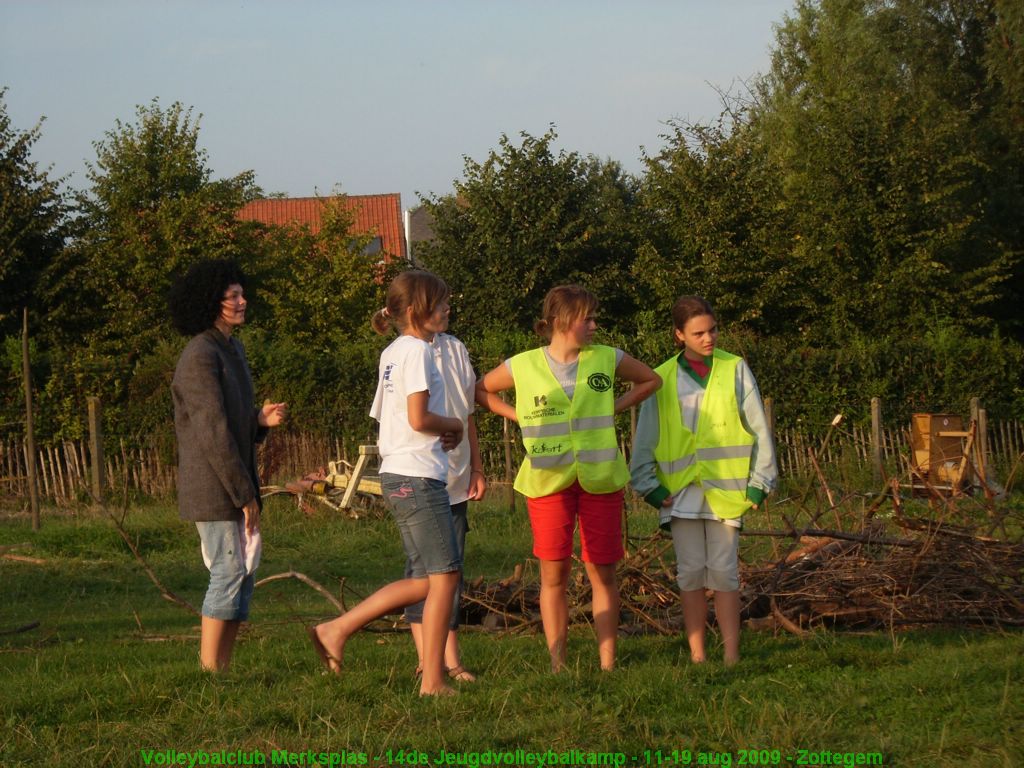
[534,395,547,407]
[587,372,612,392]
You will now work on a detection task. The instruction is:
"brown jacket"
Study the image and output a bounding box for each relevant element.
[172,328,266,521]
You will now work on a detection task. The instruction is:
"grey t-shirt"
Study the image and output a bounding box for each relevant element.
[506,347,625,399]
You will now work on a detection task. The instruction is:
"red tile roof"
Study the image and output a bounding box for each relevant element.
[237,194,407,260]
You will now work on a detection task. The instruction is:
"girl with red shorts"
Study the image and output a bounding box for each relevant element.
[476,285,659,671]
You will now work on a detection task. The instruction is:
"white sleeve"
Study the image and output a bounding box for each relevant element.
[455,338,477,406]
[737,360,778,493]
[402,342,432,396]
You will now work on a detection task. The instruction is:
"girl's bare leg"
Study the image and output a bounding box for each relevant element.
[314,578,430,672]
[714,589,741,665]
[584,561,620,670]
[680,589,708,663]
[419,571,460,695]
[200,616,240,672]
[538,558,572,672]
[411,625,472,680]
[410,622,423,670]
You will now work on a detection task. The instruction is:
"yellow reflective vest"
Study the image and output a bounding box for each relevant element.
[652,350,754,519]
[509,345,629,497]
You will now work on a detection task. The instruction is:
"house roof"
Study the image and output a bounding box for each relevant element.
[237,194,407,260]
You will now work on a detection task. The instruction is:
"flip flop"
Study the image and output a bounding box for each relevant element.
[306,626,341,675]
[446,664,477,683]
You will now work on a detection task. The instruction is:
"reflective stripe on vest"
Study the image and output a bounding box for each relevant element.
[652,350,754,519]
[510,345,629,497]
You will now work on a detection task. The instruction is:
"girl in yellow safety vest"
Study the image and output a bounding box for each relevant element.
[476,285,660,671]
[630,296,777,666]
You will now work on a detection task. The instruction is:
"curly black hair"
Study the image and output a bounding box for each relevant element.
[168,259,248,336]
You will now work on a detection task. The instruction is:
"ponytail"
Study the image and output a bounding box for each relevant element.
[375,270,449,335]
[371,307,392,335]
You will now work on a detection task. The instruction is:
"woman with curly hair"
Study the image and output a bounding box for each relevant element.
[169,259,287,672]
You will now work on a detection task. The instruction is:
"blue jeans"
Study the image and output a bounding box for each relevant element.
[404,500,469,627]
[196,520,254,621]
[381,474,461,579]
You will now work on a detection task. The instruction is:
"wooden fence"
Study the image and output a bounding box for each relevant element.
[2,419,1023,506]
[0,432,353,507]
[771,420,1021,476]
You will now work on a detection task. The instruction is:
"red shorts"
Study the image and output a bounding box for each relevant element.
[526,481,625,564]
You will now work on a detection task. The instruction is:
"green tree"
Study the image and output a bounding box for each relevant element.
[0,89,66,338]
[417,129,646,342]
[255,196,396,349]
[634,0,1024,424]
[244,195,400,437]
[754,0,1023,342]
[41,99,262,436]
[639,115,798,338]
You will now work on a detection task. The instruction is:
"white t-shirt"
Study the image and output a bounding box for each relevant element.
[370,335,448,481]
[431,333,477,504]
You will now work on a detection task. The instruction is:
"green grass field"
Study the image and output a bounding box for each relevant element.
[0,495,1020,768]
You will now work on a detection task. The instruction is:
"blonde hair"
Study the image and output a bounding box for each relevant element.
[371,269,450,335]
[534,284,599,340]
[670,295,716,348]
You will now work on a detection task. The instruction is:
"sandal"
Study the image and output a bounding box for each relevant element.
[446,664,477,683]
[306,626,341,675]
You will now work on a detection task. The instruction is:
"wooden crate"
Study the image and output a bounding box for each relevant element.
[910,413,965,486]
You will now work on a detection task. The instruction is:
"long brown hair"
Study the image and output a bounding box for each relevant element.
[371,269,450,335]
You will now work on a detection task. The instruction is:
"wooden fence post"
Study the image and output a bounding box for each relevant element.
[871,397,883,483]
[22,308,40,530]
[969,397,984,485]
[978,407,988,480]
[88,396,104,505]
[501,393,514,515]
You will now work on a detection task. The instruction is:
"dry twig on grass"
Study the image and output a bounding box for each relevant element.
[255,570,347,613]
[0,621,40,636]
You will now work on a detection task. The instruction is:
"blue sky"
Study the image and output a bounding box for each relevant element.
[1,0,794,210]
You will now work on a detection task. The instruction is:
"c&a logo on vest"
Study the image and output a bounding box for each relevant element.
[587,372,611,392]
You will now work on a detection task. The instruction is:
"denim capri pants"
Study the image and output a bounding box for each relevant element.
[404,500,469,627]
[381,473,461,579]
[196,520,255,621]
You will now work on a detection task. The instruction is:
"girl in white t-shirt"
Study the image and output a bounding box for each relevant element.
[309,270,464,697]
[404,331,486,684]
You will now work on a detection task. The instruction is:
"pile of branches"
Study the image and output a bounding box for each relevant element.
[741,517,1024,633]
[458,485,1024,635]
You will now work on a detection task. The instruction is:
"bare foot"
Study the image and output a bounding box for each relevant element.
[724,655,740,667]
